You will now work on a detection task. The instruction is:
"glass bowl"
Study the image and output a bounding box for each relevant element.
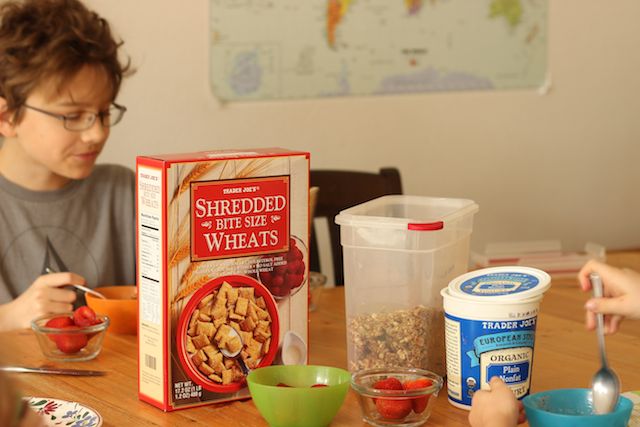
[351,367,443,427]
[247,365,350,427]
[257,235,308,300]
[308,271,327,312]
[31,313,110,362]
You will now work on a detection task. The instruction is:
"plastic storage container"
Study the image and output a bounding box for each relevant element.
[335,195,478,376]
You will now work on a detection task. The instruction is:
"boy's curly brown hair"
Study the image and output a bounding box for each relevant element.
[0,0,132,121]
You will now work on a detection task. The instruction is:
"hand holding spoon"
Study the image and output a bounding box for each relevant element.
[590,272,621,414]
[44,267,106,300]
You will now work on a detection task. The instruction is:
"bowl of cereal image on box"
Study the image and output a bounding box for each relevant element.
[177,274,280,393]
[256,235,307,300]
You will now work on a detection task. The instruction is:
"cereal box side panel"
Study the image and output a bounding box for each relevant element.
[136,157,170,411]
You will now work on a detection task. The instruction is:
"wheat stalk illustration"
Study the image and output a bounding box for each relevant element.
[170,162,219,204]
[168,212,190,267]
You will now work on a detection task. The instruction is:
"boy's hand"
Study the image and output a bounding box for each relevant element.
[469,377,525,427]
[0,272,83,331]
[578,260,640,334]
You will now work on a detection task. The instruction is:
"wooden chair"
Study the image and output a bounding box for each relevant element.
[309,167,403,286]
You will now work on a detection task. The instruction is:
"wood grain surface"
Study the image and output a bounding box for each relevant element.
[1,251,638,426]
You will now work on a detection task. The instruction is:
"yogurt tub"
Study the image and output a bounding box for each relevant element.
[441,266,551,410]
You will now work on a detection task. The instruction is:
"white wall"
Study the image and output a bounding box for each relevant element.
[88,0,640,253]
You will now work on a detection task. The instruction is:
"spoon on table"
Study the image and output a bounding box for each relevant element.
[589,272,620,414]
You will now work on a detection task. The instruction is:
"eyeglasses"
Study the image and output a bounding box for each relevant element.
[22,103,127,131]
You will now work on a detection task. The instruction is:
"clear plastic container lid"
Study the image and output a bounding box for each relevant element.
[447,266,551,301]
[335,195,478,231]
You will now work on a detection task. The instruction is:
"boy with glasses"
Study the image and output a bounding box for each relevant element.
[0,0,135,332]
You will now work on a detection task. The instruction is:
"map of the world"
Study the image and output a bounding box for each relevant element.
[209,0,548,101]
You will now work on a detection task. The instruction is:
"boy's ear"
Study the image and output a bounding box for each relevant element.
[0,97,17,137]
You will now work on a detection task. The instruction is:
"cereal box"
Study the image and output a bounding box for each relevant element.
[136,148,310,411]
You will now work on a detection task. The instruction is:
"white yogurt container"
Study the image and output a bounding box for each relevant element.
[441,266,551,409]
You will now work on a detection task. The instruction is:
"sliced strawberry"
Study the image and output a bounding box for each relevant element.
[404,378,433,414]
[73,305,97,327]
[276,382,291,387]
[311,384,327,388]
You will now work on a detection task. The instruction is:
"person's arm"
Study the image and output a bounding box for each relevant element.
[578,260,640,334]
[18,407,46,427]
[0,372,46,427]
[0,272,82,332]
[469,377,525,427]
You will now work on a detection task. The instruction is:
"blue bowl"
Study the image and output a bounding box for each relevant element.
[523,388,633,427]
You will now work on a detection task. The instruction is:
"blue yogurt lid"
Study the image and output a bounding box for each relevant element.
[448,266,551,301]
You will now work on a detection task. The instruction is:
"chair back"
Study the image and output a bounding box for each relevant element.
[309,168,403,285]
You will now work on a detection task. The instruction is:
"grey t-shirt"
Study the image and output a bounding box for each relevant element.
[0,164,135,303]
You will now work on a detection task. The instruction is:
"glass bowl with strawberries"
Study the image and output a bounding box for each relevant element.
[256,235,308,300]
[31,305,110,362]
[351,367,443,427]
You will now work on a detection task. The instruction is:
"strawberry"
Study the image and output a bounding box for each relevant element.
[73,305,98,327]
[373,377,403,390]
[373,376,412,420]
[44,316,74,342]
[375,398,412,420]
[311,384,327,388]
[404,378,433,414]
[276,383,291,387]
[54,326,88,353]
[45,315,74,328]
[259,237,306,298]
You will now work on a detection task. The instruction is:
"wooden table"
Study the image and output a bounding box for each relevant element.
[1,251,639,426]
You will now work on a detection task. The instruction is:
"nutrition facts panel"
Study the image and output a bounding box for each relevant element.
[445,316,462,401]
[137,165,164,403]
[137,167,162,326]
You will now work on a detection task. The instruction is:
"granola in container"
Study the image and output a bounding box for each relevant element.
[347,305,445,377]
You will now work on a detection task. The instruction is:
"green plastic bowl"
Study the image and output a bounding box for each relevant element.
[247,365,350,427]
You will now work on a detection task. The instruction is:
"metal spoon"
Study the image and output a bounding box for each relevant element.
[219,327,250,376]
[589,272,620,414]
[44,267,106,299]
[71,283,107,300]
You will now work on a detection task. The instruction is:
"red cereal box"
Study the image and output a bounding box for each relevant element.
[136,148,309,411]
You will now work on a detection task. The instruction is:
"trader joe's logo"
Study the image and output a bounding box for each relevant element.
[191,176,290,261]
